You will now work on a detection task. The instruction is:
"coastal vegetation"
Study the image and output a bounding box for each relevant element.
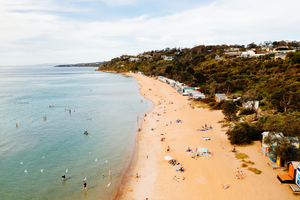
[98,40,300,163]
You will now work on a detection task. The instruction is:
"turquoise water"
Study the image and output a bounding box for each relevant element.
[0,66,153,200]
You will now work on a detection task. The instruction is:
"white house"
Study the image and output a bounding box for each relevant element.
[164,56,176,61]
[129,58,141,62]
[242,100,259,108]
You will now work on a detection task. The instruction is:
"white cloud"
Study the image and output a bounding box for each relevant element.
[100,0,136,6]
[1,0,300,65]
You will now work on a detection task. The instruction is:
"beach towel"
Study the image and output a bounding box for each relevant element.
[197,129,207,131]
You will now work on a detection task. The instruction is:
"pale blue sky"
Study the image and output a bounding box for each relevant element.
[1,0,300,65]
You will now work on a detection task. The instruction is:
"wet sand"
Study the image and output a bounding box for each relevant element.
[120,73,298,200]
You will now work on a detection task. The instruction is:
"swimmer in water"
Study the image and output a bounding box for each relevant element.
[62,175,66,181]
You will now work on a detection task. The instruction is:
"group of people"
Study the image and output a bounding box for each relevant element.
[203,124,212,130]
[61,169,112,192]
[236,168,244,180]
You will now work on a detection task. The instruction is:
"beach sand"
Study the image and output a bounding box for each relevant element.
[121,74,298,200]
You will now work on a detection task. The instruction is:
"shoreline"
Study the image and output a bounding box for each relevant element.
[119,73,298,200]
[113,74,156,200]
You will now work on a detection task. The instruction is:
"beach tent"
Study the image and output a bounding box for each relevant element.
[195,147,209,160]
[277,161,300,183]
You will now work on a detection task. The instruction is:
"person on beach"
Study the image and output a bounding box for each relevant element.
[222,183,229,189]
[82,181,87,191]
[167,146,170,152]
[135,173,139,178]
[240,171,244,180]
[232,146,236,152]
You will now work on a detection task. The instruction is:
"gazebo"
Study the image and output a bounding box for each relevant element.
[195,147,209,160]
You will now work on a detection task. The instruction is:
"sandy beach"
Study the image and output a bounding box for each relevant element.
[121,73,298,200]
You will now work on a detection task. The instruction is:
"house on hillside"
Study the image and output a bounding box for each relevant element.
[275,52,287,60]
[240,50,256,57]
[242,100,259,108]
[129,58,141,62]
[164,56,176,61]
[121,55,129,58]
[225,52,240,57]
[273,46,295,54]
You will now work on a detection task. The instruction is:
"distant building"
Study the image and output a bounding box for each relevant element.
[129,58,141,62]
[275,52,287,60]
[242,100,259,108]
[121,55,129,58]
[215,93,226,102]
[164,56,176,61]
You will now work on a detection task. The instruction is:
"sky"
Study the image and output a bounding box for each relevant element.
[1,0,300,65]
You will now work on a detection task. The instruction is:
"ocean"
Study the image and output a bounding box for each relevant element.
[0,66,153,200]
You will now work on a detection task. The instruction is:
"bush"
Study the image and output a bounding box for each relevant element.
[235,153,249,159]
[212,102,222,110]
[239,107,255,115]
[226,122,262,145]
[248,167,262,174]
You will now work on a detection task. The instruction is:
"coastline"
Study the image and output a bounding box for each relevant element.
[113,73,156,200]
[119,73,298,200]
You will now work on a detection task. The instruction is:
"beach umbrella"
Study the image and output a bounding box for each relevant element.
[164,156,172,160]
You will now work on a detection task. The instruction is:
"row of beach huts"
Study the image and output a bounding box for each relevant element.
[157,76,206,100]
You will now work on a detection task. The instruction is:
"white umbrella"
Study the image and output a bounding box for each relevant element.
[164,156,172,160]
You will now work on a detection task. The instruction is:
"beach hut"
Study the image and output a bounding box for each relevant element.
[262,131,299,167]
[215,93,226,102]
[182,87,199,96]
[289,163,300,194]
[192,92,205,100]
[277,161,300,183]
[195,147,209,160]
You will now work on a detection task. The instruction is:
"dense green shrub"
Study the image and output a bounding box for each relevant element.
[226,122,262,145]
[239,107,255,115]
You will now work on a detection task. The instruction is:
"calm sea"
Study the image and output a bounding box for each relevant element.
[0,66,153,200]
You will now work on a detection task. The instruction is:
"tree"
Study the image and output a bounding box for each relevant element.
[271,89,293,113]
[242,89,262,120]
[247,42,257,49]
[263,113,300,162]
[187,67,195,75]
[278,40,287,46]
[194,70,206,85]
[226,122,261,144]
[222,100,239,121]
